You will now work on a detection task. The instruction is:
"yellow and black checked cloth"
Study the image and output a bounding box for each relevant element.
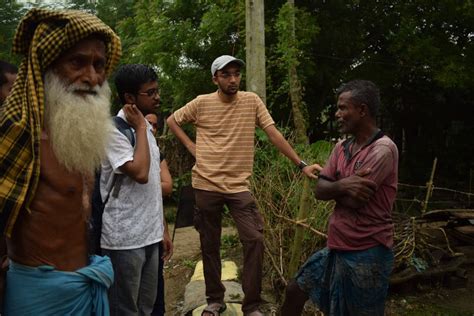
[0,8,121,237]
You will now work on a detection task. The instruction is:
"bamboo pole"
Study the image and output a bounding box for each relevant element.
[469,168,473,206]
[422,157,437,213]
[288,178,312,277]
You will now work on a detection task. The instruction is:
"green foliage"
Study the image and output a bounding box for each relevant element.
[383,1,474,89]
[182,258,197,269]
[116,0,245,117]
[67,0,95,11]
[163,204,177,224]
[171,170,192,203]
[220,233,240,258]
[272,3,319,92]
[2,0,473,196]
[0,0,26,63]
[221,233,239,249]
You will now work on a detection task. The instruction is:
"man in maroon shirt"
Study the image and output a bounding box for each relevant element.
[281,80,398,316]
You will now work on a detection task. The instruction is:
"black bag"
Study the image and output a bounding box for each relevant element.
[89,116,136,255]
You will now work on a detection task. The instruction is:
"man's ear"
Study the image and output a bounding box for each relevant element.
[212,75,218,85]
[124,92,136,104]
[359,103,368,117]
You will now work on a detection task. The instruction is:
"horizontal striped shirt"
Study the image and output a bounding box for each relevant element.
[173,91,274,193]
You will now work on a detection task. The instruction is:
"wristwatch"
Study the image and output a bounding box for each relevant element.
[298,160,308,170]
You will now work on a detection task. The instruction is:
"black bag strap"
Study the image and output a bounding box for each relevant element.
[108,116,138,199]
[102,174,117,206]
[112,116,136,147]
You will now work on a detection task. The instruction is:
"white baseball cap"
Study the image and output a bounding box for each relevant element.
[211,55,245,76]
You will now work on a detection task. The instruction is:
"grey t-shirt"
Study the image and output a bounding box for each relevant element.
[100,110,164,250]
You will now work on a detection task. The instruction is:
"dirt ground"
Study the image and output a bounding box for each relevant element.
[385,266,474,316]
[164,224,474,316]
[164,225,238,315]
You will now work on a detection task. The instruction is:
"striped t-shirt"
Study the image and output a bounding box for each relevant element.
[173,91,275,193]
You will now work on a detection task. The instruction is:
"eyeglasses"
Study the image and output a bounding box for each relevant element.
[138,88,160,98]
[217,72,241,79]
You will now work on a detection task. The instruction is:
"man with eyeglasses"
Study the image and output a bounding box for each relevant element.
[167,55,322,316]
[100,64,165,315]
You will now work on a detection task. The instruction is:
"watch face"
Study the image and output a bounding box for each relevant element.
[299,161,308,169]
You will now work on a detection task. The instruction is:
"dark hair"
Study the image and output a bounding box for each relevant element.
[336,80,380,117]
[114,64,158,105]
[0,60,18,86]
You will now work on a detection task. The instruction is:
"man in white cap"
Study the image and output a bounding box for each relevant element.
[167,55,321,316]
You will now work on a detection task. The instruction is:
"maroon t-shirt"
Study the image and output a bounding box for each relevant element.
[320,132,399,250]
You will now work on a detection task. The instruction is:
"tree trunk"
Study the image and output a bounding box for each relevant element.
[287,0,307,145]
[286,0,312,278]
[289,67,307,145]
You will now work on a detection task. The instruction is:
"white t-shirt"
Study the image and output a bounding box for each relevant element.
[100,109,164,250]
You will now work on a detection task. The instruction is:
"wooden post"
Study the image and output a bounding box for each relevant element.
[422,157,437,213]
[245,0,266,103]
[469,168,473,206]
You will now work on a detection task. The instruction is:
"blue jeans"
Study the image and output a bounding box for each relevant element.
[103,243,160,316]
[151,241,165,316]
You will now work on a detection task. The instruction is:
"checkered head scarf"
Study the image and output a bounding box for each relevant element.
[0,8,121,237]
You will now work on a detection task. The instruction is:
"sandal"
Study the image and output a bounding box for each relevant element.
[201,302,227,316]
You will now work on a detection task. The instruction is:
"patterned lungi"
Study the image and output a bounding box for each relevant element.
[296,245,393,316]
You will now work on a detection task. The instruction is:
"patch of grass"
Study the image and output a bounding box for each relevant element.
[181,259,197,270]
[164,203,177,223]
[221,206,236,227]
[221,233,239,249]
[220,233,240,258]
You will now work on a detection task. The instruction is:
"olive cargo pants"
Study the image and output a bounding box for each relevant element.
[194,189,264,314]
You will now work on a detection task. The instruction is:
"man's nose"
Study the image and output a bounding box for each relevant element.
[81,65,103,87]
[335,109,341,118]
[153,93,161,104]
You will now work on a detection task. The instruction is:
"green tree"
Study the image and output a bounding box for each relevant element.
[124,0,245,115]
[346,1,474,186]
[0,0,26,63]
[55,0,474,190]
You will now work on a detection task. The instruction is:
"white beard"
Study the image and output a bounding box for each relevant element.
[43,71,114,175]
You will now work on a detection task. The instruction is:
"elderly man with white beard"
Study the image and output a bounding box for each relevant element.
[0,8,121,315]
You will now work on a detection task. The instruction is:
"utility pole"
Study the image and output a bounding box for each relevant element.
[245,0,266,104]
